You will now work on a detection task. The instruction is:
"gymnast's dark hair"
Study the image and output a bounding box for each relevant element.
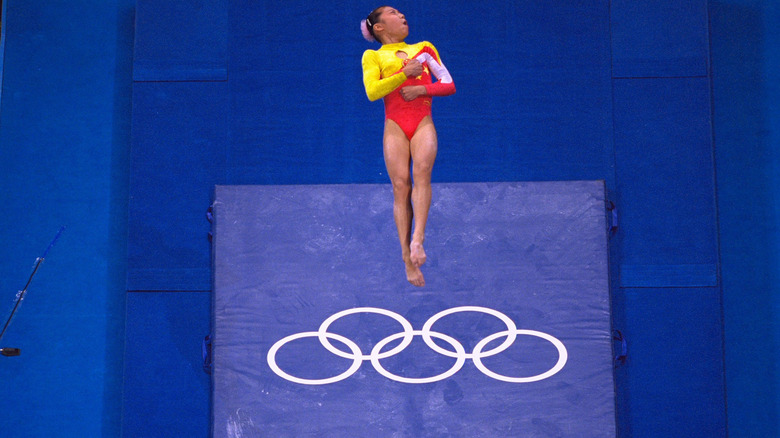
[362,6,387,43]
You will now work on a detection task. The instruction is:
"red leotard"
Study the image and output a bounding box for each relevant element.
[362,41,455,139]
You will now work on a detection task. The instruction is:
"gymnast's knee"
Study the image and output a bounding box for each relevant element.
[390,176,412,196]
[412,160,434,180]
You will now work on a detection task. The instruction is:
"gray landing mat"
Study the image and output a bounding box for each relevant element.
[211,181,615,438]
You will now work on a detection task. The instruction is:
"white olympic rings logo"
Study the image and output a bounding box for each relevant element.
[267,306,568,385]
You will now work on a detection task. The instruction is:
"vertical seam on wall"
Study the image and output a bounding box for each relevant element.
[705,1,730,435]
[0,0,8,109]
[606,2,626,437]
[225,0,232,185]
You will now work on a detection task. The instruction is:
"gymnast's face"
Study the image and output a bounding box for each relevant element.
[377,7,409,40]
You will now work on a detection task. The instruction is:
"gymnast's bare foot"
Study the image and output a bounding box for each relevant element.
[410,240,426,267]
[405,257,425,287]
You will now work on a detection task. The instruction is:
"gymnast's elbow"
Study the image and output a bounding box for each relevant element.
[365,89,384,102]
[445,79,457,95]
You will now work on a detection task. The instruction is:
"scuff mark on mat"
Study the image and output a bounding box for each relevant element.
[227,408,259,438]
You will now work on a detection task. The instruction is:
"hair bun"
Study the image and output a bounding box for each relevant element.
[360,19,376,42]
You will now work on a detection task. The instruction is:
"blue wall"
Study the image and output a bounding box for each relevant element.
[0,0,777,437]
[710,1,780,436]
[0,0,133,436]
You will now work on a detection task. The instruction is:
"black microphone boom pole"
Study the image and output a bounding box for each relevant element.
[0,226,65,356]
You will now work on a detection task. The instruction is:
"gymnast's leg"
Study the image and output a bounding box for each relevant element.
[409,116,437,268]
[383,118,424,287]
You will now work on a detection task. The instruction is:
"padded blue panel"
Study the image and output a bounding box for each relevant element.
[611,0,710,78]
[127,81,228,291]
[621,287,726,436]
[226,0,613,185]
[133,0,227,81]
[619,263,717,287]
[612,77,717,286]
[709,2,780,436]
[226,0,397,185]
[211,182,615,437]
[0,1,133,436]
[122,291,211,437]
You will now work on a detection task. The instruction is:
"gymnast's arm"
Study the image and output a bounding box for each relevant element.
[362,50,409,101]
[418,51,456,96]
[399,48,455,101]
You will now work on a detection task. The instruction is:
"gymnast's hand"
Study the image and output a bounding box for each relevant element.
[402,59,423,77]
[400,85,427,101]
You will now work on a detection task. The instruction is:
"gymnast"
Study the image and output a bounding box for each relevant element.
[361,6,455,287]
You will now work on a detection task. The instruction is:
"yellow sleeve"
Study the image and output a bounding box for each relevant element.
[362,50,407,102]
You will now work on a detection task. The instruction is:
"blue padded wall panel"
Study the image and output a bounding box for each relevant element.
[0,0,133,435]
[709,2,780,435]
[122,292,211,437]
[419,0,614,184]
[621,287,726,437]
[127,81,228,291]
[133,0,227,81]
[611,0,710,78]
[612,77,717,287]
